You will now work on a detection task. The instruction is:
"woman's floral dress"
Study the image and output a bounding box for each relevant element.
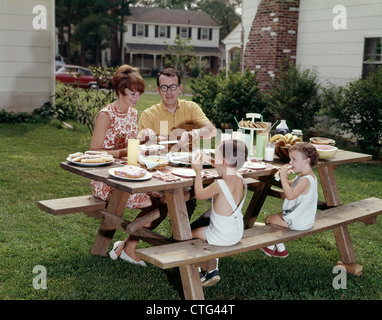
[90,103,151,209]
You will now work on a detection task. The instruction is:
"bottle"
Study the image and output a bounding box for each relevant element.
[291,129,303,142]
[275,120,289,135]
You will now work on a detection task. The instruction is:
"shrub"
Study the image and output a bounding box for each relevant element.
[0,102,56,123]
[265,59,321,131]
[191,69,266,129]
[191,71,225,126]
[55,66,116,135]
[321,67,382,159]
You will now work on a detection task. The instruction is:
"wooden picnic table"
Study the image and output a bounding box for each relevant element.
[59,149,372,299]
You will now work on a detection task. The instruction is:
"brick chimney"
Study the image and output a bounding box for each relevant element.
[243,0,300,91]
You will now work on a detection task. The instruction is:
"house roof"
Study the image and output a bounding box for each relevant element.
[127,6,220,27]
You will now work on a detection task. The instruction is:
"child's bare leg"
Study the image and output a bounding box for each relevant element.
[192,226,207,241]
[263,213,289,256]
[265,213,289,228]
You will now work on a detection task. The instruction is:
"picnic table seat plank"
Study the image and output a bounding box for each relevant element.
[37,195,106,215]
[137,197,382,270]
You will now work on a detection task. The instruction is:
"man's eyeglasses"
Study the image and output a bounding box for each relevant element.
[159,84,179,92]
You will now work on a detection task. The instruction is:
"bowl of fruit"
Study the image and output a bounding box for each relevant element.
[271,133,302,162]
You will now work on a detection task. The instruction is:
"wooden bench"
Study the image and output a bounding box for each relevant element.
[38,195,107,215]
[37,194,171,248]
[137,197,382,277]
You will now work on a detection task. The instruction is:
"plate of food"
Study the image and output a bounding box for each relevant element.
[169,152,213,167]
[244,160,267,170]
[108,166,152,181]
[238,120,268,130]
[138,155,168,170]
[171,168,196,177]
[67,151,114,166]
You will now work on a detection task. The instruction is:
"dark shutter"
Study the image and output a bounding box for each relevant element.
[145,24,149,37]
[188,27,192,38]
[155,25,158,38]
[198,27,201,40]
[132,24,136,37]
[177,26,180,35]
[209,28,212,40]
[167,26,171,38]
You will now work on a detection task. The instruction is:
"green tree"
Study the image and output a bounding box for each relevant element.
[164,35,195,95]
[110,0,132,66]
[56,0,85,62]
[74,13,114,66]
[266,59,321,131]
[56,0,134,66]
[143,0,195,9]
[136,0,242,42]
[197,0,241,43]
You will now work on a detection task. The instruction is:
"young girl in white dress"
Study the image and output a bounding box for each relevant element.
[191,139,248,286]
[261,142,319,258]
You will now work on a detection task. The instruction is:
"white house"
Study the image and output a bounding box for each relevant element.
[223,0,382,88]
[102,6,223,74]
[297,0,382,86]
[0,0,55,113]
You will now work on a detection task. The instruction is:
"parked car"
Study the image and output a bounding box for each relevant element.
[55,54,65,67]
[56,65,98,89]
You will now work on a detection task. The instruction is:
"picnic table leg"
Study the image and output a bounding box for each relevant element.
[90,189,130,256]
[165,188,205,300]
[165,188,192,240]
[333,224,362,276]
[244,180,272,229]
[318,166,342,207]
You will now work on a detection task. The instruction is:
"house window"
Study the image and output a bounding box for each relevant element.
[201,28,209,40]
[159,26,166,38]
[363,37,382,78]
[137,24,145,37]
[198,28,212,41]
[180,27,188,38]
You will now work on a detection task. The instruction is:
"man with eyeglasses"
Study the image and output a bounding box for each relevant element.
[138,68,216,146]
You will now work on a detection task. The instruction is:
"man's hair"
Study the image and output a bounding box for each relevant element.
[156,68,181,86]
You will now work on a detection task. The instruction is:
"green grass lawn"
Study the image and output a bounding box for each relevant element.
[0,94,381,300]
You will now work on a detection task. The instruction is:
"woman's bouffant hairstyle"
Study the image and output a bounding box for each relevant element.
[290,142,320,166]
[112,65,145,95]
[216,139,248,169]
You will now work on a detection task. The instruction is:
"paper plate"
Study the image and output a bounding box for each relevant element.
[244,162,267,170]
[171,168,196,177]
[108,168,152,181]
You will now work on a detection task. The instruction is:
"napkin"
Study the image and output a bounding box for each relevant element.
[201,171,219,179]
[152,169,192,182]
